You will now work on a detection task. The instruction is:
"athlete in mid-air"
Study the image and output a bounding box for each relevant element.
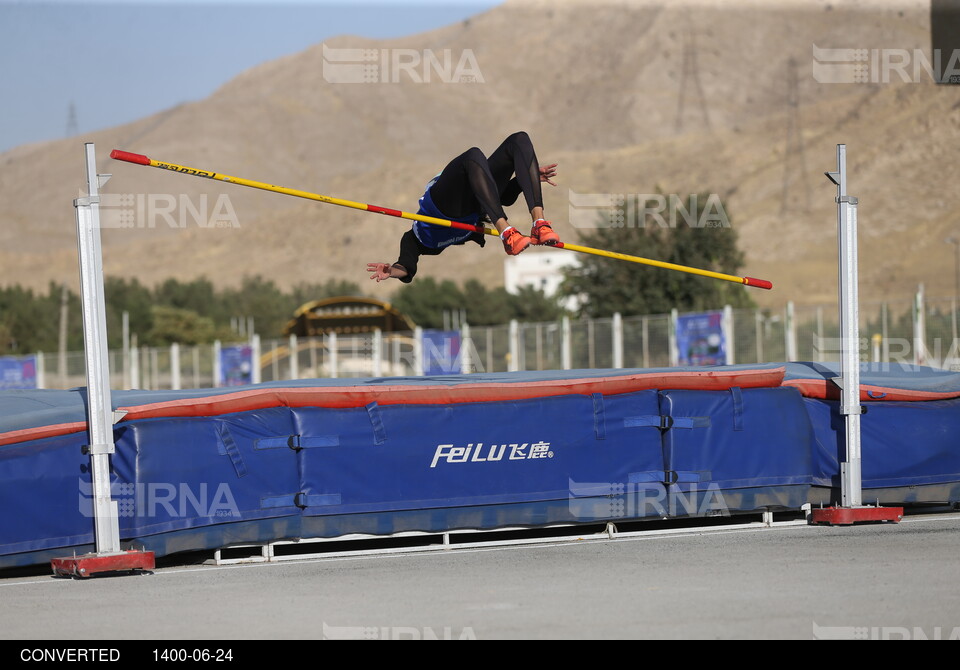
[366,131,559,284]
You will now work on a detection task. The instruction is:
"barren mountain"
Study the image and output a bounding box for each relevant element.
[1,0,956,311]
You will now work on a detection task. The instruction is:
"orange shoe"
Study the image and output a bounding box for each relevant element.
[530,219,560,246]
[501,226,531,255]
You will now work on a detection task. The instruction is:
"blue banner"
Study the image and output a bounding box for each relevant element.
[676,311,727,366]
[219,345,253,386]
[421,330,461,375]
[0,355,38,390]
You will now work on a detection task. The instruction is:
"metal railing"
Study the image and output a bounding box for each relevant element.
[4,293,958,391]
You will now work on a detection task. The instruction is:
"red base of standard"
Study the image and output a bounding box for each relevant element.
[50,550,155,578]
[810,506,904,526]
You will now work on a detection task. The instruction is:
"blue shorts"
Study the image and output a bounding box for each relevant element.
[412,182,482,250]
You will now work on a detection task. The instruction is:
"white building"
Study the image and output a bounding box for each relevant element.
[503,249,582,312]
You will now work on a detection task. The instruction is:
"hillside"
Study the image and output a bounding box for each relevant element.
[0,0,956,310]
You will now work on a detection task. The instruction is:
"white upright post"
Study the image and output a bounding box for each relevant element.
[122,311,130,389]
[612,312,624,369]
[35,352,45,389]
[722,305,735,365]
[289,334,299,380]
[372,329,383,377]
[508,320,519,372]
[327,332,339,378]
[213,340,222,387]
[785,301,798,361]
[913,284,926,366]
[412,327,422,376]
[818,142,896,522]
[460,323,472,374]
[669,309,679,367]
[170,342,181,390]
[130,341,140,389]
[560,316,572,371]
[250,333,261,384]
[73,143,121,555]
[829,144,863,507]
[51,144,154,577]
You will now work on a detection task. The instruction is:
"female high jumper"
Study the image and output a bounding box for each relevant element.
[366,131,559,284]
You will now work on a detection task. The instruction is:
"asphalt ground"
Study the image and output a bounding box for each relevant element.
[1,511,959,645]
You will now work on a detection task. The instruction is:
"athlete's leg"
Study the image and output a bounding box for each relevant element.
[486,131,543,215]
[429,147,508,225]
[486,131,558,245]
[428,147,530,255]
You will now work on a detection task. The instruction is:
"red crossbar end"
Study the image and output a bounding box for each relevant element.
[50,549,155,578]
[109,149,151,165]
[743,277,773,290]
[810,506,904,526]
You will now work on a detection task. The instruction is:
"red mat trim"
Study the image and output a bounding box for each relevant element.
[0,367,785,447]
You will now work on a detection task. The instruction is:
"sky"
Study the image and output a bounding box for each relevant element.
[0,0,502,154]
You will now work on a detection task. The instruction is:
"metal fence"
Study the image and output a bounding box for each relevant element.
[6,293,959,391]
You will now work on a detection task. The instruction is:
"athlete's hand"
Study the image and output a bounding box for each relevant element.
[367,262,393,282]
[539,163,558,187]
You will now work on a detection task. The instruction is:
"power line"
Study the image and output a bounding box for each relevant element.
[66,102,78,137]
[781,57,811,214]
[675,29,711,133]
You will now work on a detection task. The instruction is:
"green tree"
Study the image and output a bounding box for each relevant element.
[104,277,154,348]
[146,305,231,346]
[0,273,372,352]
[507,285,566,323]
[390,278,465,329]
[390,277,566,328]
[0,321,13,355]
[0,283,82,354]
[289,279,364,308]
[459,280,512,326]
[561,193,755,317]
[153,277,219,316]
[219,275,294,339]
